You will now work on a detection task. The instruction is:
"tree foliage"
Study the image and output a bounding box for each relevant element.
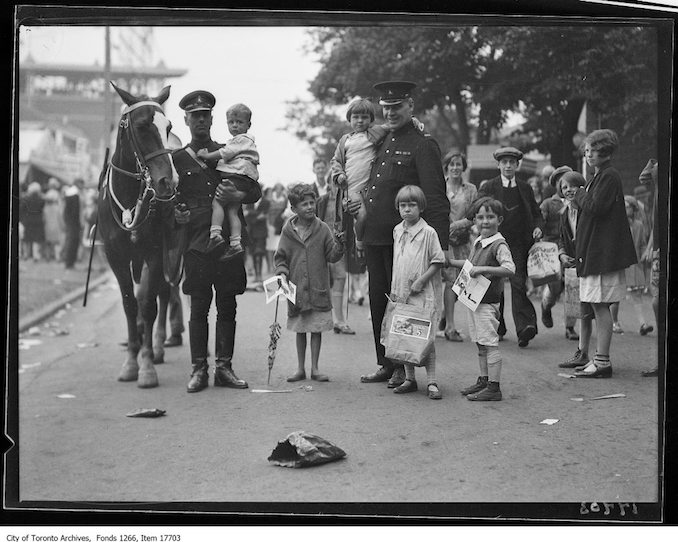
[287,24,658,167]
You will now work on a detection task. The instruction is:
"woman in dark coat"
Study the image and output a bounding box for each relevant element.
[20,182,46,261]
[571,129,637,378]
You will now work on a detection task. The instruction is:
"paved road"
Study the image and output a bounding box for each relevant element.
[15,275,660,506]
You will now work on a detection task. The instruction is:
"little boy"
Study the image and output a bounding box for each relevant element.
[446,197,515,401]
[198,103,260,260]
[330,98,388,254]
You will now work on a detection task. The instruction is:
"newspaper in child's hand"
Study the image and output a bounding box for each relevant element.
[451,260,490,312]
[263,275,297,304]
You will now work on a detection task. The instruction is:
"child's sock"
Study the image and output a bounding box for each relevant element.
[210,226,223,239]
[404,364,416,381]
[229,235,242,248]
[593,352,611,368]
[425,351,437,385]
[477,344,489,377]
[487,346,502,382]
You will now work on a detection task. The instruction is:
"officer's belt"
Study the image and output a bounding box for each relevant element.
[184,196,213,209]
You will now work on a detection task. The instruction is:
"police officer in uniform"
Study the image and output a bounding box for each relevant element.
[173,90,262,393]
[355,81,449,386]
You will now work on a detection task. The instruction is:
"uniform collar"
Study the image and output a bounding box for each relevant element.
[474,232,505,248]
[501,175,517,188]
[390,120,416,136]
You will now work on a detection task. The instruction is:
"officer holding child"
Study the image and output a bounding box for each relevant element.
[173,90,262,393]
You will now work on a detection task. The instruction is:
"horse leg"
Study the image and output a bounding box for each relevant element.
[154,279,170,365]
[111,264,142,382]
[137,258,162,388]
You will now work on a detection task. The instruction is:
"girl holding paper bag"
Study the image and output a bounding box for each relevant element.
[389,185,445,399]
[274,184,345,383]
[446,197,515,401]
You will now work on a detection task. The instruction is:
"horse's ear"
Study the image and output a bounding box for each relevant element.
[155,86,171,106]
[111,81,137,106]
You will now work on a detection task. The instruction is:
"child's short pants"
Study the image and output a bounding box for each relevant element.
[466,302,501,347]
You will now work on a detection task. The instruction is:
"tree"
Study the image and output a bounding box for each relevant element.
[473,25,658,166]
[288,24,658,167]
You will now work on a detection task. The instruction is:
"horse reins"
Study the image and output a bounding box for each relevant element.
[106,100,177,231]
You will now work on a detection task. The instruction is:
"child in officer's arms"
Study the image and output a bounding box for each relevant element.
[330,98,425,255]
[198,103,260,260]
[446,197,515,401]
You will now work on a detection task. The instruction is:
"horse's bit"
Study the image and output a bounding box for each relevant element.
[107,100,176,231]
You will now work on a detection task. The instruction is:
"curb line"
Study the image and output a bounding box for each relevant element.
[19,272,114,333]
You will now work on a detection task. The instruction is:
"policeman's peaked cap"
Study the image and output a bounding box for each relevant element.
[179,90,216,113]
[373,81,417,105]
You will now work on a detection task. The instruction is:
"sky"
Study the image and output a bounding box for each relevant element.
[19,25,323,187]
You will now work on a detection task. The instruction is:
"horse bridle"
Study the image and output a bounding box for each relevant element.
[107,100,176,231]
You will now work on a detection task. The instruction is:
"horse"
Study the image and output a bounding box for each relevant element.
[97,83,179,388]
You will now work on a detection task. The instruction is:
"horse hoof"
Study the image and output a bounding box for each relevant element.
[152,351,165,365]
[137,370,159,388]
[118,364,139,382]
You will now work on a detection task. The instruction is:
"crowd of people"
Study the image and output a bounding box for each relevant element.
[18,176,101,270]
[20,80,659,394]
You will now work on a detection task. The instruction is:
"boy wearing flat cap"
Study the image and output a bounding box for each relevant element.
[173,89,262,393]
[478,146,543,347]
[353,80,449,386]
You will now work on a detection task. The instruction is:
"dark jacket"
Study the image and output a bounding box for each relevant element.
[558,205,577,259]
[244,198,270,240]
[274,215,344,317]
[573,163,636,276]
[477,176,544,247]
[174,142,262,253]
[362,121,449,249]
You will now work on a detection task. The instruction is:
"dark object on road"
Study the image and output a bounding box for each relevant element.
[126,408,166,418]
[268,431,346,468]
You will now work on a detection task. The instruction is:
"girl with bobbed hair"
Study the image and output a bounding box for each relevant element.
[568,129,636,378]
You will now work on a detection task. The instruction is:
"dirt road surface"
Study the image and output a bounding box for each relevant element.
[13,275,660,514]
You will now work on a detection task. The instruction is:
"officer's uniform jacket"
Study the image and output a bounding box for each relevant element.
[362,121,449,249]
[174,140,262,254]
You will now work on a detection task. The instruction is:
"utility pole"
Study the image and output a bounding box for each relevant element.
[102,26,112,164]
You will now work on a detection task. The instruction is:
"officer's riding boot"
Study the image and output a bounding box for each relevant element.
[186,321,209,393]
[213,320,248,389]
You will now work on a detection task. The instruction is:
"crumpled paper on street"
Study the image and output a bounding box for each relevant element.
[126,408,166,418]
[268,430,346,468]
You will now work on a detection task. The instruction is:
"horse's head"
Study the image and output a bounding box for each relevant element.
[111,83,179,201]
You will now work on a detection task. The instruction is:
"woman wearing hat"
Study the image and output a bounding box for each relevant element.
[570,129,636,378]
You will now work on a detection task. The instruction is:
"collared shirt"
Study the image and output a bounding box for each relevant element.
[566,202,578,240]
[472,232,516,273]
[501,175,517,188]
[314,179,329,197]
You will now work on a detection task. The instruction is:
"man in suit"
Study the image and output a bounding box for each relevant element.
[477,147,543,347]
